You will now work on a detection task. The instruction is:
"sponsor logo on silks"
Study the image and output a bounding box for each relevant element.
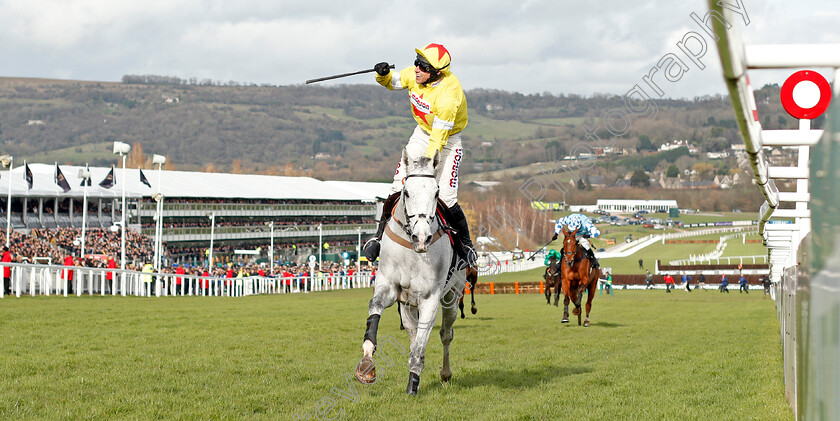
[449,148,462,188]
[410,92,432,124]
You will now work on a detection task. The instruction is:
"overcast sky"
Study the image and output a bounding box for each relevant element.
[0,0,837,99]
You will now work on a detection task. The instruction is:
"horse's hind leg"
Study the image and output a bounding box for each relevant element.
[553,283,561,307]
[545,286,551,305]
[458,294,465,318]
[583,279,597,327]
[440,288,458,383]
[406,297,440,395]
[468,268,477,315]
[356,281,398,384]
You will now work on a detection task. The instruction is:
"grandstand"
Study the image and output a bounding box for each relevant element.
[0,163,389,266]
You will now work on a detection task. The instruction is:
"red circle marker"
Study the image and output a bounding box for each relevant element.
[780,70,832,119]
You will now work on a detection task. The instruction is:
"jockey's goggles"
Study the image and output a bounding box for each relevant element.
[414,56,435,73]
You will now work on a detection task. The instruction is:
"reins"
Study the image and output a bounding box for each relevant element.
[386,173,445,250]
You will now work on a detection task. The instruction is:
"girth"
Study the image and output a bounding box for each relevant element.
[386,214,446,250]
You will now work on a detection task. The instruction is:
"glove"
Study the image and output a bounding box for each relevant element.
[551,233,558,241]
[374,62,391,76]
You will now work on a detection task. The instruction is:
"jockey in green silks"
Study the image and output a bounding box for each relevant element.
[544,249,562,266]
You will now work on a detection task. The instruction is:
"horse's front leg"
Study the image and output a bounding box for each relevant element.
[356,281,398,384]
[406,295,440,395]
[545,285,551,305]
[470,287,477,315]
[440,288,458,383]
[553,283,561,307]
[562,294,570,323]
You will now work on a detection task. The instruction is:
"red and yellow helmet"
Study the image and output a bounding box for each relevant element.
[415,43,451,72]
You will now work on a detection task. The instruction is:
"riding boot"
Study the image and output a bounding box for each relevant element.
[586,247,600,269]
[363,192,400,262]
[448,203,477,268]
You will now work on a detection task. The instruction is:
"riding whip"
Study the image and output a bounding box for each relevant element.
[306,64,395,84]
[527,240,555,261]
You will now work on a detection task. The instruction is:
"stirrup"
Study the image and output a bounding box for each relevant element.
[363,238,381,261]
[588,251,599,269]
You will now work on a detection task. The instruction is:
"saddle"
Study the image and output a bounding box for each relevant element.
[434,200,473,273]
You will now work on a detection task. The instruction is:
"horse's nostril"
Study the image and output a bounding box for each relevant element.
[425,235,433,244]
[411,235,419,242]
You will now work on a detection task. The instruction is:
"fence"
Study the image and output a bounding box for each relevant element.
[476,254,545,277]
[0,262,374,299]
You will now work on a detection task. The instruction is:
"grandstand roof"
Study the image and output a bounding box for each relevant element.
[0,163,389,202]
[323,181,393,202]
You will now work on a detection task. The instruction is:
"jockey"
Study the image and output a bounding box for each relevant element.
[544,249,561,266]
[551,213,601,269]
[363,43,475,267]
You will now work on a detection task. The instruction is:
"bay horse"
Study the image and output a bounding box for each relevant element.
[560,226,600,327]
[544,256,562,306]
[355,150,467,395]
[458,266,478,318]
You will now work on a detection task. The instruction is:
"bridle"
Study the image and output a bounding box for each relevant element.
[562,235,580,267]
[397,173,439,238]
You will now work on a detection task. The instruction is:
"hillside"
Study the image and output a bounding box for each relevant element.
[0,76,810,183]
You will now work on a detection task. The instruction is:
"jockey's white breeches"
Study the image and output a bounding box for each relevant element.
[390,126,463,208]
[577,236,592,251]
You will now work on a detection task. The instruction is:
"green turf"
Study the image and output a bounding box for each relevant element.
[0,291,791,420]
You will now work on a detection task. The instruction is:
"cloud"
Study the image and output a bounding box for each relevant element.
[0,0,836,97]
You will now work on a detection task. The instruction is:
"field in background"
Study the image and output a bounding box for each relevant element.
[0,291,790,420]
[482,228,766,278]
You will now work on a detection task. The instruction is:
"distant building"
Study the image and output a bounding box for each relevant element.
[659,140,698,154]
[659,173,682,189]
[469,180,500,192]
[596,199,678,213]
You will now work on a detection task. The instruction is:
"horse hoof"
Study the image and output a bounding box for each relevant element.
[355,357,376,384]
[561,318,569,323]
[584,320,590,327]
[553,302,558,307]
[441,372,452,383]
[460,313,465,319]
[406,372,420,395]
[471,306,477,315]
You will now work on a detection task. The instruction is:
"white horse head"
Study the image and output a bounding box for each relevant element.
[399,148,440,253]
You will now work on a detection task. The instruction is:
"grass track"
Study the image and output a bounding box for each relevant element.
[0,291,791,420]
